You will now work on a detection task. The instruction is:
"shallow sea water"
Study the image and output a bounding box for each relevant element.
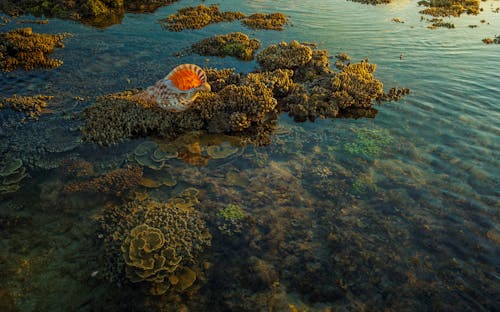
[1,0,499,311]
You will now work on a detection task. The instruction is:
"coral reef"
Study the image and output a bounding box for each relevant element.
[0,0,179,28]
[0,27,70,72]
[241,13,289,30]
[348,0,391,4]
[418,0,480,17]
[63,165,143,195]
[60,159,95,178]
[159,4,245,31]
[256,41,313,71]
[0,95,53,119]
[190,32,261,61]
[82,42,408,145]
[98,188,211,296]
[0,158,28,194]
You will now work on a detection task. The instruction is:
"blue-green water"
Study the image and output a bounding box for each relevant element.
[1,0,499,311]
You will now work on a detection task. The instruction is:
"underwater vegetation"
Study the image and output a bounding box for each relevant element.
[216,203,246,235]
[0,95,53,119]
[0,27,71,72]
[97,188,211,297]
[0,0,179,28]
[82,41,408,146]
[343,127,394,159]
[190,32,261,61]
[159,4,288,31]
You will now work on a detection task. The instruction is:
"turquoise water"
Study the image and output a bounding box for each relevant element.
[1,0,499,311]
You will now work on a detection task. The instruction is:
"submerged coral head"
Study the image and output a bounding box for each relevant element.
[136,64,211,112]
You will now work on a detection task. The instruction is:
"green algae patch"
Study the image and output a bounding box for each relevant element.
[190,32,261,61]
[241,12,289,30]
[159,4,245,31]
[82,42,409,146]
[0,94,54,119]
[0,0,179,28]
[418,0,480,17]
[0,27,71,72]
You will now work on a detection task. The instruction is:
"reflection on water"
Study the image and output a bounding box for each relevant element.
[1,0,499,311]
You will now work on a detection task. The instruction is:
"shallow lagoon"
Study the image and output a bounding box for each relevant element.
[0,0,499,311]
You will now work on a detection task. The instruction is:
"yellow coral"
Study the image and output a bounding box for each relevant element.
[0,27,71,72]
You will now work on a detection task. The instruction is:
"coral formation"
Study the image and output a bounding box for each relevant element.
[348,0,391,4]
[0,158,28,194]
[82,42,408,145]
[0,95,53,118]
[98,188,211,296]
[60,159,95,178]
[241,13,289,30]
[63,165,143,195]
[0,0,179,28]
[0,27,70,72]
[159,4,245,31]
[216,203,246,235]
[418,0,480,17]
[482,36,500,44]
[256,41,313,71]
[190,32,261,61]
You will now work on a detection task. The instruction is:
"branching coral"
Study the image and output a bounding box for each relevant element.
[0,94,53,118]
[241,13,289,30]
[159,4,245,31]
[0,28,70,72]
[190,32,261,61]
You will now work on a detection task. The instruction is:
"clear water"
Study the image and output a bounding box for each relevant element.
[1,0,499,311]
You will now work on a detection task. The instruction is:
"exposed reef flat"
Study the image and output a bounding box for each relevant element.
[190,32,261,61]
[0,0,179,28]
[241,12,289,30]
[0,27,71,72]
[159,4,245,31]
[418,0,480,17]
[482,35,500,44]
[82,41,409,146]
[159,4,288,31]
